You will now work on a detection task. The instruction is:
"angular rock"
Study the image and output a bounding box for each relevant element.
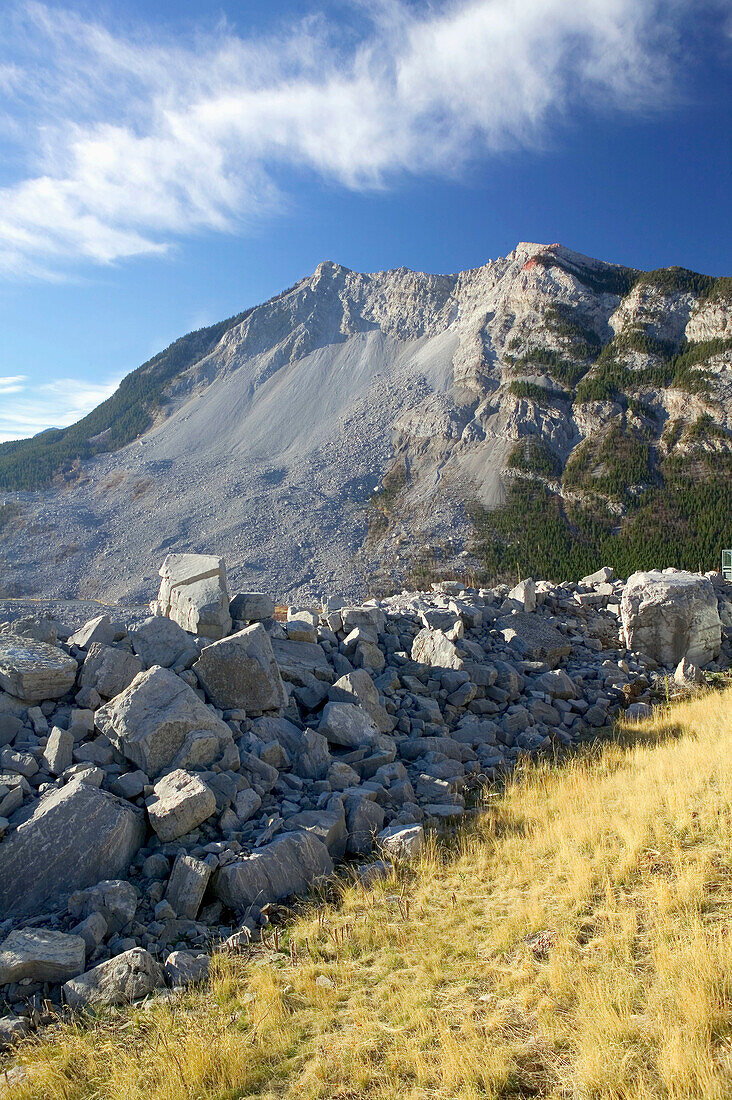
[234,788,262,823]
[621,570,722,668]
[508,578,536,612]
[271,637,334,684]
[377,823,425,859]
[330,669,394,733]
[581,566,615,586]
[345,797,385,855]
[43,726,74,776]
[165,853,212,919]
[68,615,116,650]
[152,554,231,640]
[68,880,138,934]
[129,616,200,671]
[0,929,86,984]
[0,780,145,919]
[193,624,286,712]
[0,636,77,702]
[79,643,143,702]
[214,831,333,910]
[319,702,379,749]
[411,627,464,670]
[63,947,165,1009]
[147,769,217,842]
[674,657,704,685]
[286,808,348,859]
[96,665,233,777]
[535,669,576,699]
[164,950,210,987]
[229,592,276,622]
[496,614,571,666]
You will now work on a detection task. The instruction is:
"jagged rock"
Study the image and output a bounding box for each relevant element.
[377,823,425,859]
[68,880,138,934]
[152,554,232,640]
[192,624,286,712]
[345,796,385,855]
[71,911,108,953]
[147,769,217,842]
[535,669,576,699]
[271,637,334,684]
[0,1016,29,1050]
[68,615,116,649]
[508,578,536,612]
[0,780,145,918]
[674,657,704,685]
[165,854,212,919]
[229,593,276,622]
[129,616,200,671]
[285,608,319,643]
[79,643,143,703]
[96,665,233,777]
[621,570,722,668]
[286,808,348,858]
[0,929,86,984]
[319,702,379,748]
[581,566,615,586]
[411,628,464,670]
[496,613,572,666]
[164,950,210,987]
[63,947,165,1009]
[234,788,262,823]
[43,726,74,775]
[330,669,394,732]
[214,831,333,910]
[0,637,77,702]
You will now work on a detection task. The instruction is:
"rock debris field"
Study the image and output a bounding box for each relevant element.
[0,553,730,1049]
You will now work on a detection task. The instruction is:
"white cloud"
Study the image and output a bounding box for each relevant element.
[0,0,715,277]
[0,376,121,442]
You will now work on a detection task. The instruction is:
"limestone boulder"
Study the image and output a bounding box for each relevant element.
[0,780,145,918]
[411,628,464,670]
[214,831,333,911]
[67,880,138,934]
[95,665,233,777]
[229,593,276,622]
[496,614,572,666]
[0,929,86,984]
[129,616,200,671]
[152,554,231,640]
[377,823,425,859]
[164,950,210,987]
[68,615,116,649]
[319,702,379,749]
[621,570,722,667]
[329,669,394,733]
[63,947,165,1009]
[79,643,143,703]
[193,624,286,712]
[147,769,217,841]
[165,854,212,919]
[0,637,77,702]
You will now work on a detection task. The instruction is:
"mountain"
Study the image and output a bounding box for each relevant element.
[0,243,730,604]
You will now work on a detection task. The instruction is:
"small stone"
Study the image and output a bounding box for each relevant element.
[147,769,217,842]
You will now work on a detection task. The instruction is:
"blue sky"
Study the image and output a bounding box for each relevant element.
[0,0,730,442]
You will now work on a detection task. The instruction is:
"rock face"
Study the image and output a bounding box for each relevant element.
[192,624,286,712]
[621,570,722,667]
[0,780,145,918]
[96,665,233,777]
[63,947,165,1009]
[152,554,231,640]
[0,637,77,702]
[214,832,333,911]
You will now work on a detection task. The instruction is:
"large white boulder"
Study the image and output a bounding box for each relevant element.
[411,627,464,670]
[192,624,286,712]
[0,780,145,918]
[621,570,722,667]
[152,554,231,640]
[95,665,234,777]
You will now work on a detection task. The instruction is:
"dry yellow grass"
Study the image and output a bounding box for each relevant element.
[6,688,732,1099]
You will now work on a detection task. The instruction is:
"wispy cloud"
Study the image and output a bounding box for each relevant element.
[0,0,716,278]
[0,376,121,442]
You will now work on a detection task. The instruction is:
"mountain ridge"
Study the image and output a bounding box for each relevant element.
[0,242,730,604]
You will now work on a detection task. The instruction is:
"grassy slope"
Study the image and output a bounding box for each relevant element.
[9,688,732,1099]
